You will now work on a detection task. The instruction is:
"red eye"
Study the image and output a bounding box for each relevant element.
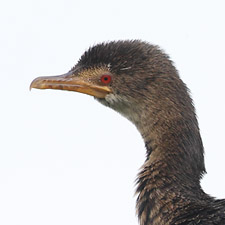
[100,75,112,84]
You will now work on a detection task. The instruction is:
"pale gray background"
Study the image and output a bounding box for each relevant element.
[0,0,225,224]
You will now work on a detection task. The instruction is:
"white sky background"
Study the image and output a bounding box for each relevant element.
[0,0,225,224]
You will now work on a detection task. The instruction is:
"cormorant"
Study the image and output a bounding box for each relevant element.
[30,40,225,225]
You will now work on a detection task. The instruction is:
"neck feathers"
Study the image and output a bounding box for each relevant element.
[135,78,206,224]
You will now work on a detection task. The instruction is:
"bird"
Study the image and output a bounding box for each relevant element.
[30,40,225,225]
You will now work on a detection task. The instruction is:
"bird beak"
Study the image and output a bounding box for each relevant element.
[30,71,112,98]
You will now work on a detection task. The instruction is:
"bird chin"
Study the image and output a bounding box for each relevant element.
[95,93,126,107]
[95,94,140,126]
[95,97,111,107]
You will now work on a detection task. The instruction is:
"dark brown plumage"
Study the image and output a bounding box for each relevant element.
[30,40,225,225]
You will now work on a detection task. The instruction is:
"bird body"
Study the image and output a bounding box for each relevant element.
[30,40,225,225]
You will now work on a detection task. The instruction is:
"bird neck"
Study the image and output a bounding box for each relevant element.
[135,96,206,225]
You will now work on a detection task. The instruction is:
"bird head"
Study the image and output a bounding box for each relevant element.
[30,40,186,126]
